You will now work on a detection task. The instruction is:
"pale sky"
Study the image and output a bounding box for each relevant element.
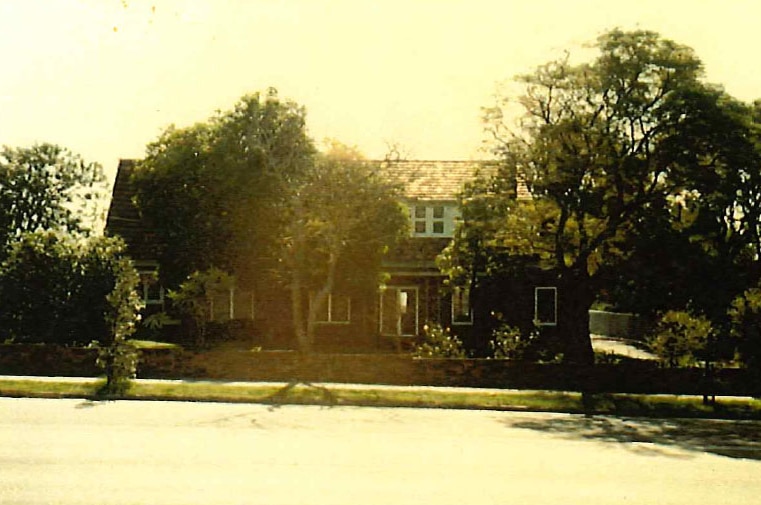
[2,0,761,185]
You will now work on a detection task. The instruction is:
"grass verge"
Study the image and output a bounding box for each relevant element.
[1,377,760,419]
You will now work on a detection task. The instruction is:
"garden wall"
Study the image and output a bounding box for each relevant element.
[2,345,758,396]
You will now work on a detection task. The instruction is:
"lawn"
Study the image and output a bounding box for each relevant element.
[1,376,760,420]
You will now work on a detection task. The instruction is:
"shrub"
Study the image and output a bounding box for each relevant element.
[412,324,467,358]
[167,267,235,348]
[94,339,138,396]
[489,323,537,360]
[728,287,761,371]
[93,241,143,395]
[0,231,142,393]
[0,232,141,346]
[646,310,713,367]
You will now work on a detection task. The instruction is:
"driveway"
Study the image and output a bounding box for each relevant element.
[592,334,657,360]
[1,397,760,504]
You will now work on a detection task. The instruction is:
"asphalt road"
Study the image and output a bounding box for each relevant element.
[1,397,760,505]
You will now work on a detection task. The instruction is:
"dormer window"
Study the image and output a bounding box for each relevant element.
[411,204,454,237]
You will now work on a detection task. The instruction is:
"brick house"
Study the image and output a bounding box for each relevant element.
[106,158,547,352]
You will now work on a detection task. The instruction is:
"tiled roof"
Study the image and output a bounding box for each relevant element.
[379,160,491,201]
[104,158,529,263]
[104,159,162,262]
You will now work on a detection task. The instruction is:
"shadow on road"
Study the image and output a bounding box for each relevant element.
[75,400,105,409]
[264,381,338,410]
[502,413,761,460]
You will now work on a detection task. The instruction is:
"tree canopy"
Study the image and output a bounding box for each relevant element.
[0,143,104,255]
[132,93,408,351]
[131,88,315,288]
[448,29,761,363]
[283,143,408,350]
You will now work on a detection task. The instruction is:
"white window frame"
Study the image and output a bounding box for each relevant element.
[534,286,558,326]
[313,293,351,324]
[410,204,455,237]
[451,286,473,326]
[138,270,164,310]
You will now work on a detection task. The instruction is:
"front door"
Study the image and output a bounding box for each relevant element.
[380,287,419,336]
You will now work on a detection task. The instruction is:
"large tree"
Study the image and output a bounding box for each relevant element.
[283,143,408,351]
[131,89,315,288]
[0,143,104,255]
[603,88,761,327]
[453,29,761,363]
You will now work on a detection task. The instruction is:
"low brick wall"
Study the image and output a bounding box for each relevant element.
[2,345,759,396]
[0,344,184,379]
[0,345,100,377]
[175,350,761,396]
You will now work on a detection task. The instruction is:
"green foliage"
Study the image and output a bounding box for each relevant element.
[94,339,138,396]
[0,232,141,346]
[489,324,537,360]
[647,310,714,367]
[447,28,761,363]
[131,89,315,288]
[167,267,235,347]
[96,259,150,391]
[729,287,761,371]
[0,144,104,255]
[284,143,409,350]
[412,324,467,359]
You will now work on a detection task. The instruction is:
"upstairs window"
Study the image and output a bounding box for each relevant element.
[411,204,452,237]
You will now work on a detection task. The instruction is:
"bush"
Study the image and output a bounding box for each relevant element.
[94,339,138,396]
[0,232,141,346]
[729,287,761,371]
[489,324,537,360]
[646,310,713,367]
[412,324,467,358]
[487,323,564,362]
[167,267,235,348]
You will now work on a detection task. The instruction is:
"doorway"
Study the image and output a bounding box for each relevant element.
[380,286,419,336]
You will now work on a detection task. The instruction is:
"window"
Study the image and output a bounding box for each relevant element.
[210,291,233,322]
[414,206,427,234]
[451,286,473,325]
[313,293,351,324]
[410,204,452,237]
[233,290,255,320]
[534,287,557,326]
[432,206,445,234]
[139,270,164,316]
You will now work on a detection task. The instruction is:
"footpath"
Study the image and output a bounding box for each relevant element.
[1,374,759,421]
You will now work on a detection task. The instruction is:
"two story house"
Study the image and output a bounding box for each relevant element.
[106,158,543,352]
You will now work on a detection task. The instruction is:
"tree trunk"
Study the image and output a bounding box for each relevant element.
[289,193,312,353]
[290,273,310,353]
[304,252,338,350]
[559,269,595,364]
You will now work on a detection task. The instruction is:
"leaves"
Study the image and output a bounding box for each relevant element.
[446,29,761,363]
[412,324,467,359]
[0,144,105,255]
[131,90,315,288]
[0,232,141,346]
[283,145,409,349]
[647,310,714,367]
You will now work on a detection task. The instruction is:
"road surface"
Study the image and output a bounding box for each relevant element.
[1,397,760,504]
